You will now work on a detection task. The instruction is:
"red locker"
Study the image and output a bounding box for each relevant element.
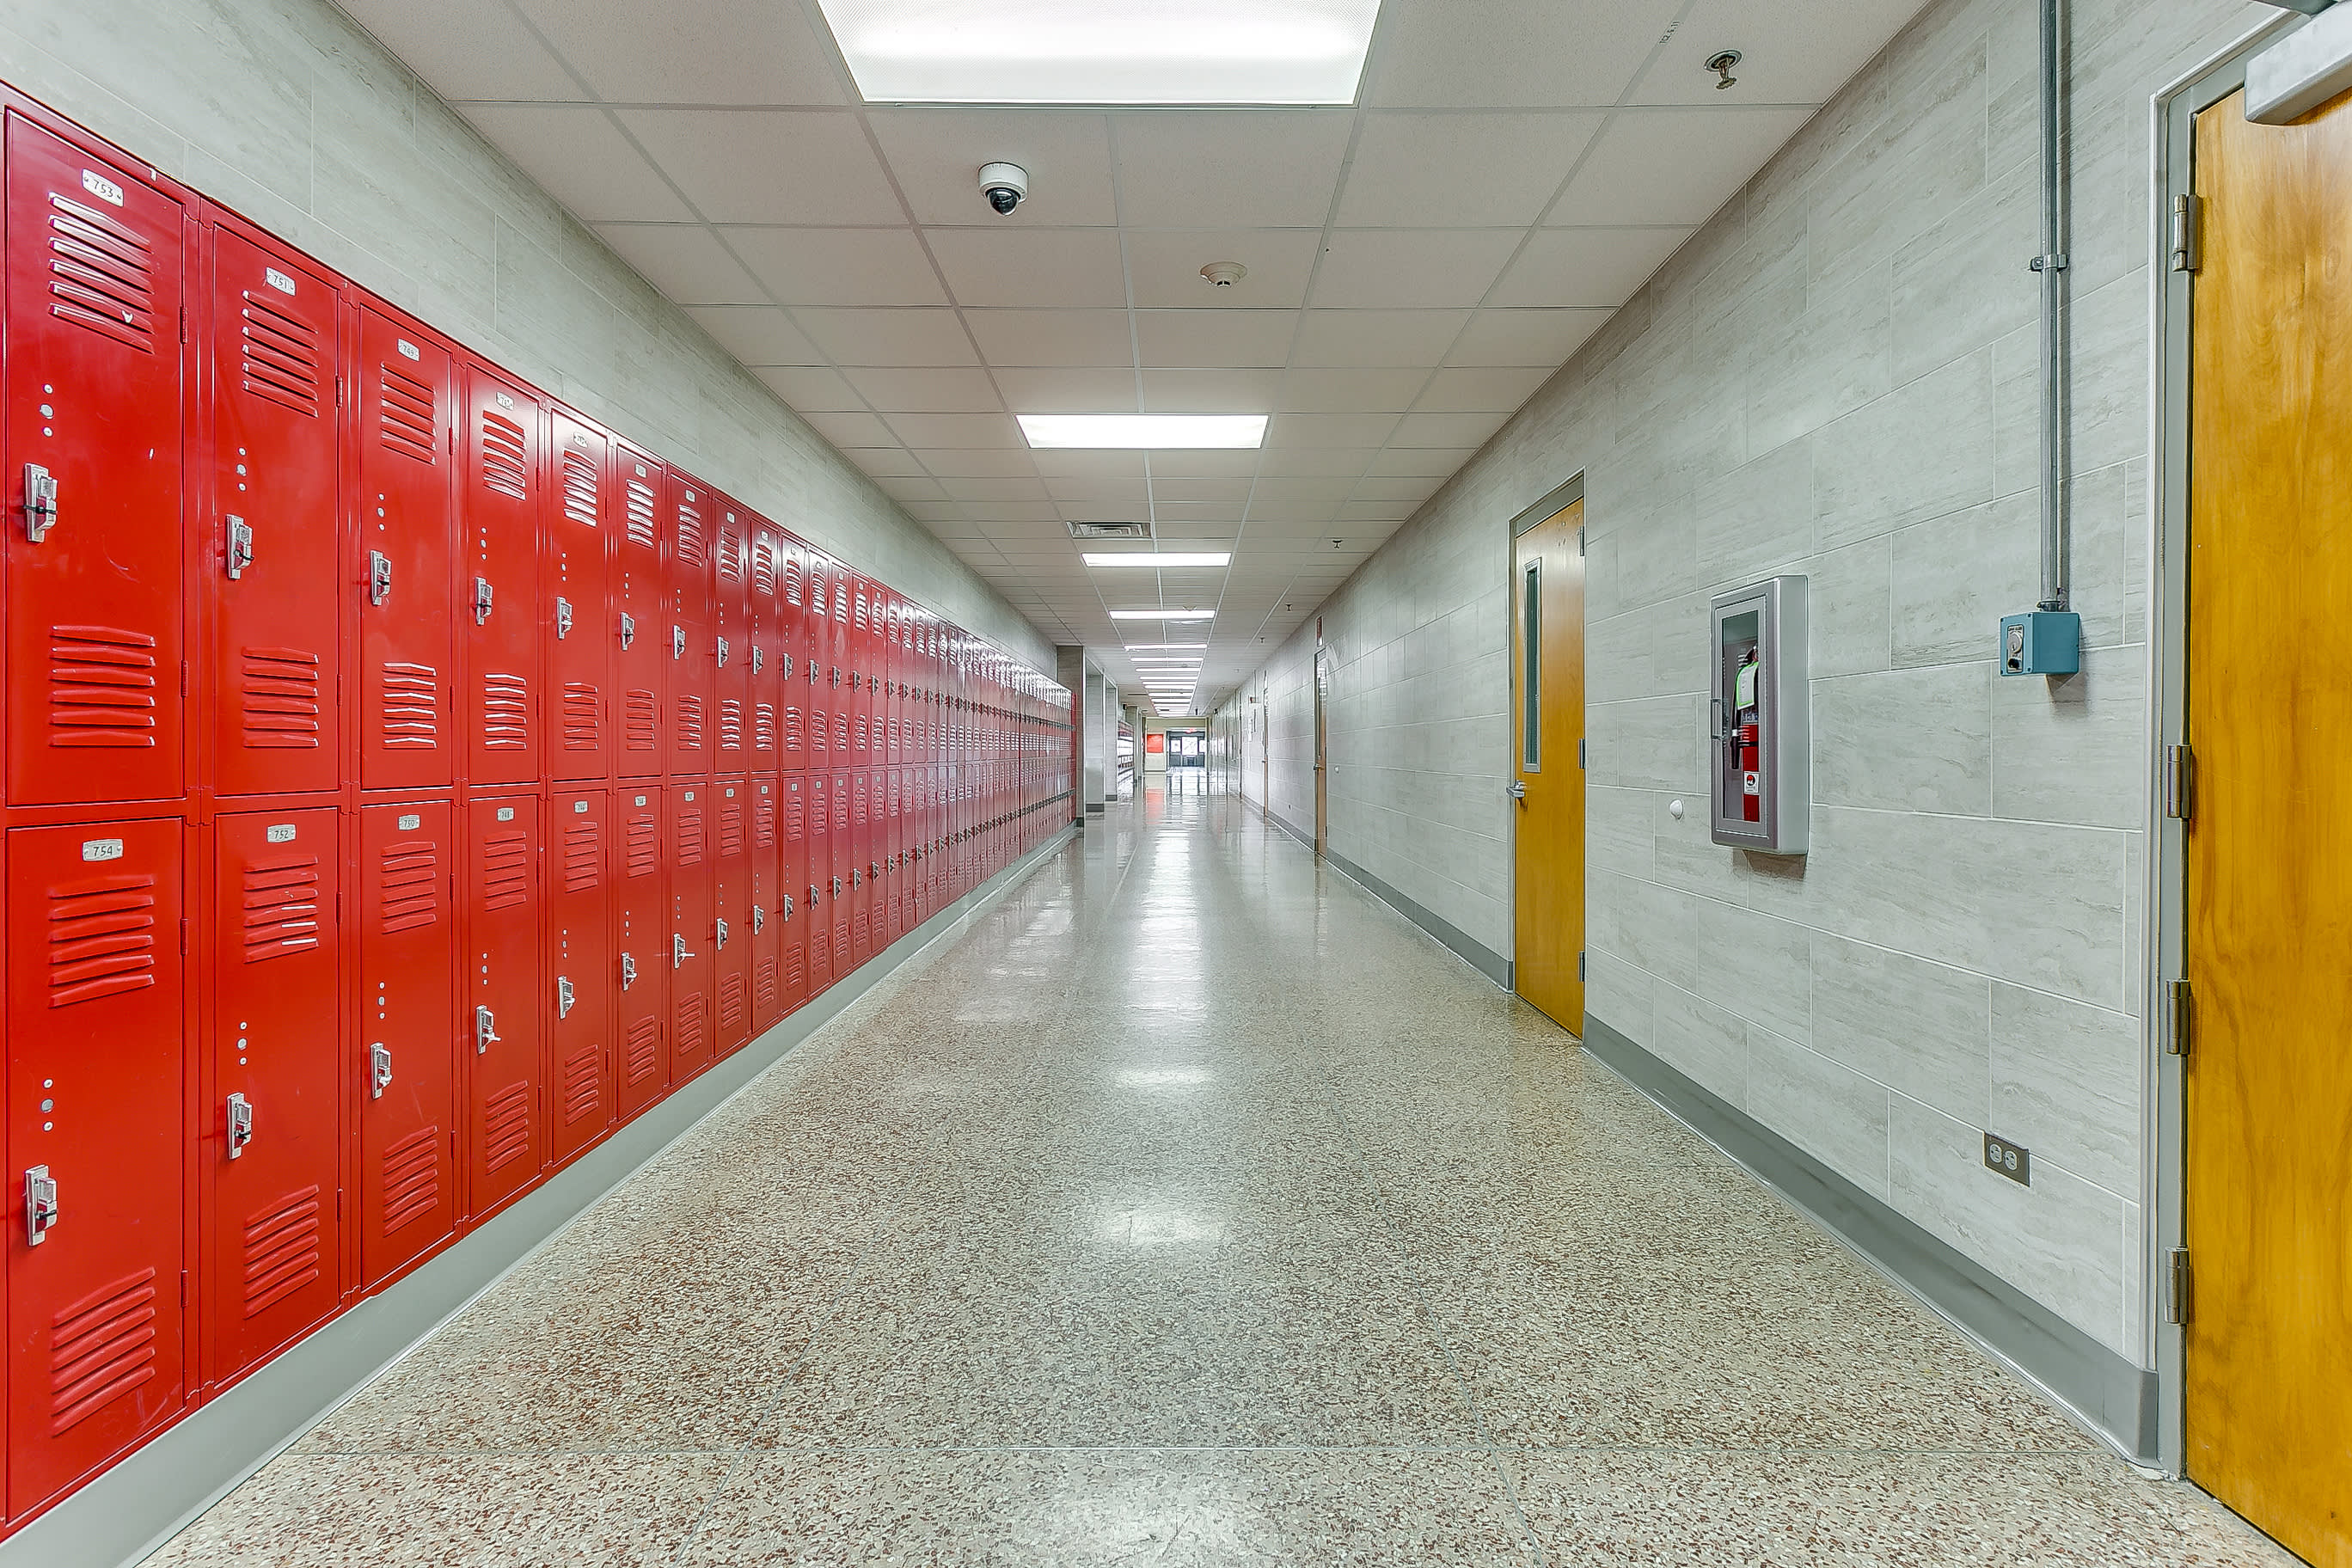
[4,119,187,807]
[461,366,542,787]
[850,769,874,967]
[781,772,811,1009]
[612,786,667,1121]
[356,799,456,1289]
[203,223,340,798]
[5,817,187,1517]
[750,777,782,1032]
[666,785,714,1080]
[614,448,663,778]
[712,500,749,775]
[830,768,854,977]
[462,793,542,1217]
[353,306,456,793]
[712,781,750,1055]
[548,788,613,1167]
[204,806,341,1388]
[806,771,832,992]
[748,521,782,770]
[665,476,713,779]
[546,412,613,781]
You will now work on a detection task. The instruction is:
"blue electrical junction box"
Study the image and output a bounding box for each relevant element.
[1999,610,2080,677]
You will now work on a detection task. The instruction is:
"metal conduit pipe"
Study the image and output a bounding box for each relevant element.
[2030,0,2070,613]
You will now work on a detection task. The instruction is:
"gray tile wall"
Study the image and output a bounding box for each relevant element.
[0,0,1052,672]
[1221,0,2276,1362]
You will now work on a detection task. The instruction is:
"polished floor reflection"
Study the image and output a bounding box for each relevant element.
[153,780,2287,1565]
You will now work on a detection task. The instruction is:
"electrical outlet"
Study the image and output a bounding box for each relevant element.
[1983,1133,2032,1186]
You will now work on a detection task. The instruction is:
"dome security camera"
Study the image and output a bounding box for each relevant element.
[979,162,1029,216]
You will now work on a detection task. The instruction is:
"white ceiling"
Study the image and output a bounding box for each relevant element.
[339,0,1925,714]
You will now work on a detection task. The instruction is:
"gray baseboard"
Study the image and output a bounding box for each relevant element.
[8,826,1080,1568]
[1580,1014,2160,1464]
[1322,848,1512,989]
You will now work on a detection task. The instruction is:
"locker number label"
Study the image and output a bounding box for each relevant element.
[396,339,420,362]
[81,168,125,206]
[266,824,297,842]
[81,838,124,862]
[398,813,422,830]
[497,806,516,822]
[264,266,297,296]
[574,799,589,812]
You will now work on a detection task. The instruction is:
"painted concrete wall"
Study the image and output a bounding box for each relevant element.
[0,0,1051,673]
[1219,0,2277,1363]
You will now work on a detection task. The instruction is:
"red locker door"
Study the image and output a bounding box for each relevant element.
[205,806,341,1389]
[750,777,782,1032]
[780,773,810,1012]
[712,501,749,775]
[462,367,541,787]
[748,521,781,771]
[546,413,612,781]
[548,788,613,1167]
[354,308,456,793]
[614,449,663,778]
[356,800,456,1288]
[667,785,714,1080]
[830,769,855,976]
[665,477,713,780]
[5,818,187,1516]
[612,787,667,1121]
[4,121,187,807]
[849,769,873,967]
[464,794,542,1216]
[806,771,832,993]
[712,781,750,1055]
[204,224,340,797]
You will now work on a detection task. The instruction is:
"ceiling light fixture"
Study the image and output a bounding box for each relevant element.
[812,0,1381,105]
[1020,413,1266,450]
[1109,609,1214,621]
[1081,552,1232,567]
[1124,643,1209,652]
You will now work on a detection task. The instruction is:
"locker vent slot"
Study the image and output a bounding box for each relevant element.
[673,498,706,569]
[242,856,322,962]
[47,872,159,1008]
[479,833,529,911]
[717,515,744,582]
[855,716,868,755]
[832,920,848,965]
[625,814,658,879]
[718,699,744,754]
[751,539,776,598]
[754,796,776,848]
[381,1127,441,1234]
[378,839,441,933]
[481,673,530,750]
[48,1267,159,1435]
[50,624,160,747]
[673,994,706,1061]
[719,803,744,860]
[754,703,776,754]
[378,662,438,749]
[809,708,826,755]
[482,1081,531,1173]
[783,942,805,991]
[45,194,156,353]
[718,972,747,1035]
[836,713,850,752]
[784,707,804,754]
[238,291,322,415]
[560,1045,602,1125]
[785,794,805,841]
[562,819,601,893]
[240,646,323,748]
[378,367,438,463]
[853,910,870,953]
[623,689,658,753]
[623,1014,661,1086]
[756,957,779,1015]
[674,693,704,752]
[834,585,848,622]
[560,447,598,528]
[675,808,706,867]
[240,1185,322,1318]
[478,409,529,500]
[782,555,803,607]
[623,477,658,548]
[561,683,602,752]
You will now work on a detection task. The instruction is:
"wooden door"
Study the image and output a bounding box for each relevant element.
[1313,648,1329,854]
[2184,85,2352,1568]
[1512,501,1584,1031]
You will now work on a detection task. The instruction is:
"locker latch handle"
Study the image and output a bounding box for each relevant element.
[23,1166,58,1246]
[808,884,820,910]
[370,550,392,607]
[555,597,573,640]
[226,1092,255,1159]
[475,1004,500,1053]
[832,875,844,897]
[620,952,638,990]
[717,634,730,668]
[751,903,764,934]
[751,646,763,674]
[782,894,795,920]
[22,464,57,542]
[620,613,636,650]
[226,515,254,580]
[673,933,692,969]
[672,625,686,659]
[557,975,575,1018]
[371,1043,393,1098]
[474,577,494,625]
[714,916,730,949]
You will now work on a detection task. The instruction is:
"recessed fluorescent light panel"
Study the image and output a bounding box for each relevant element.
[1082,552,1232,568]
[1109,609,1214,621]
[1124,643,1209,652]
[813,0,1381,105]
[1020,414,1266,450]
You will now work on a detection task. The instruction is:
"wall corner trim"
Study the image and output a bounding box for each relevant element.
[1580,1014,2160,1464]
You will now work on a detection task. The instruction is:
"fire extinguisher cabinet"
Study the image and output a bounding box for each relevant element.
[1709,575,1810,855]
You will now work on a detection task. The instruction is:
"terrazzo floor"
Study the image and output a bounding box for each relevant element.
[148,776,2293,1566]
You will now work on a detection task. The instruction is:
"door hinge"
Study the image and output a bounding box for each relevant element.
[181,1269,190,1307]
[2165,1246,2192,1325]
[179,304,188,343]
[181,660,192,697]
[2171,193,2203,274]
[335,1187,344,1220]
[1577,949,1587,982]
[2165,979,2192,1057]
[1577,524,1585,554]
[335,375,346,409]
[2164,743,2195,821]
[1578,737,1587,769]
[181,917,190,955]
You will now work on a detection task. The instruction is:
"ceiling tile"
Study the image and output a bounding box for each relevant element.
[1552,108,1819,227]
[596,224,766,303]
[885,412,1022,447]
[938,476,1052,502]
[1044,477,1151,502]
[1415,366,1553,412]
[915,449,1038,477]
[875,474,948,502]
[1139,369,1283,413]
[836,444,928,475]
[794,309,978,365]
[1308,230,1522,309]
[992,367,1140,413]
[685,305,823,364]
[1353,475,1445,501]
[459,106,693,222]
[1368,446,1476,475]
[1340,499,1418,522]
[1277,368,1427,413]
[1122,230,1322,309]
[337,0,582,101]
[1490,226,1694,308]
[1447,308,1613,366]
[1134,310,1297,369]
[1257,449,1379,478]
[868,108,1117,225]
[1630,0,1926,107]
[843,366,1004,413]
[1252,477,1357,504]
[926,227,1127,308]
[1286,309,1467,368]
[752,364,865,411]
[617,109,902,224]
[1392,410,1510,447]
[1143,450,1262,478]
[722,227,947,306]
[1029,450,1148,477]
[1337,112,1605,227]
[1363,0,1682,107]
[1148,478,1253,504]
[1265,413,1400,448]
[802,409,896,447]
[964,309,1136,367]
[509,0,847,106]
[1111,112,1354,229]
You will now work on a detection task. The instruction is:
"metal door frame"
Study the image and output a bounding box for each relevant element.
[1506,474,1583,993]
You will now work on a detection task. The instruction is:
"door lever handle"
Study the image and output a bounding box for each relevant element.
[1508,780,1528,800]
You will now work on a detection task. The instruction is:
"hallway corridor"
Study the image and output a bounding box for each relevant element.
[154,783,2283,1566]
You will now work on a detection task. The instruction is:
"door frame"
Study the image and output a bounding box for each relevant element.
[2150,9,2304,1482]
[1506,475,1584,995]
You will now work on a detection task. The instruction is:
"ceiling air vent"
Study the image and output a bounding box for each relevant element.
[1069,521,1152,539]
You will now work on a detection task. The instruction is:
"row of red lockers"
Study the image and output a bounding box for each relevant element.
[0,89,1077,1535]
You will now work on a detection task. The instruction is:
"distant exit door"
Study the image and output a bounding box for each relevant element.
[1512,500,1584,1031]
